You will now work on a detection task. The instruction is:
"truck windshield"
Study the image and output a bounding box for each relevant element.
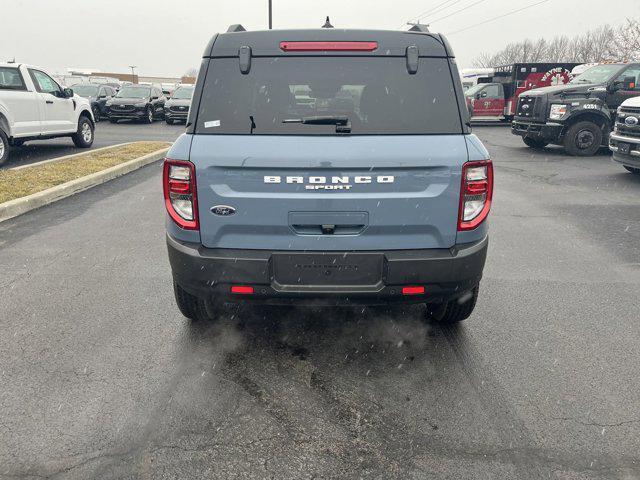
[195,57,462,135]
[116,86,151,98]
[570,65,622,84]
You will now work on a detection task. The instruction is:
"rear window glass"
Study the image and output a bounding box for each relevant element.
[0,67,25,90]
[195,57,461,135]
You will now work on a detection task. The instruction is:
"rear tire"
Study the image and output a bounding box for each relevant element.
[563,121,602,156]
[0,128,9,166]
[523,137,548,149]
[72,116,94,148]
[144,107,153,124]
[624,166,640,175]
[110,118,118,124]
[92,106,100,123]
[173,281,215,322]
[166,118,174,125]
[425,286,479,325]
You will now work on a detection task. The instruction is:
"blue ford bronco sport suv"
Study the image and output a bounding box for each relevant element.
[164,24,493,324]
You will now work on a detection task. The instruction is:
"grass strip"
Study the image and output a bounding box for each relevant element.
[0,142,169,203]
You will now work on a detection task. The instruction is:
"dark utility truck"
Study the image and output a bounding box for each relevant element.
[512,63,640,155]
[164,25,493,324]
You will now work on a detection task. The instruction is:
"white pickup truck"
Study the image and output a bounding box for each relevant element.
[0,63,95,165]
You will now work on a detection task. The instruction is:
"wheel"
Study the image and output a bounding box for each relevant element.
[166,118,174,125]
[72,116,94,148]
[523,137,548,149]
[563,121,602,156]
[425,286,479,325]
[173,281,215,322]
[624,166,640,175]
[144,107,153,124]
[92,105,100,123]
[0,128,9,166]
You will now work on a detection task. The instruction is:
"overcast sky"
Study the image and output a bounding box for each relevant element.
[1,0,638,77]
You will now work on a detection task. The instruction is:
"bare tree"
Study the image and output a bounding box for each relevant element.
[472,20,636,66]
[609,18,640,61]
[183,67,199,78]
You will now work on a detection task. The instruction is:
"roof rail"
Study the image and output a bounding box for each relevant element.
[227,24,246,33]
[407,23,430,33]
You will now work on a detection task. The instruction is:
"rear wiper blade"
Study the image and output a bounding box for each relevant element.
[283,115,351,133]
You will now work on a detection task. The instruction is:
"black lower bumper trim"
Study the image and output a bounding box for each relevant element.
[167,235,488,306]
[512,121,564,143]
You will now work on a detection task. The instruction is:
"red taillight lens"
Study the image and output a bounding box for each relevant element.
[280,41,378,52]
[402,286,425,295]
[458,160,493,231]
[163,159,198,230]
[231,285,254,294]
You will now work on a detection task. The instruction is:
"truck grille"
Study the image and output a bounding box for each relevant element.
[516,96,538,118]
[615,124,640,139]
[110,105,135,112]
[616,109,640,138]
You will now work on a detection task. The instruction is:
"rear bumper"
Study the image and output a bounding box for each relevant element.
[511,120,564,143]
[167,234,488,306]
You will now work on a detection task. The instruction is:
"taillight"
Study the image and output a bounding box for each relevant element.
[163,159,198,230]
[458,160,493,231]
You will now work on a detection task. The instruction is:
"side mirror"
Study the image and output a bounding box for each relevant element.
[622,76,636,91]
[98,94,107,99]
[150,96,158,100]
[63,88,74,98]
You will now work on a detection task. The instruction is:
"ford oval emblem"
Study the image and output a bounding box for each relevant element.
[625,116,639,126]
[211,205,236,216]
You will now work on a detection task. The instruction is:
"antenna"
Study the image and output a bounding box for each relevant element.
[322,16,333,28]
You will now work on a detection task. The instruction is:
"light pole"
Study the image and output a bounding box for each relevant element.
[129,65,137,84]
[268,0,272,29]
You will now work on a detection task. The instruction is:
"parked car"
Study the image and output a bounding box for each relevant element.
[609,96,640,174]
[0,63,94,165]
[106,84,165,123]
[164,25,492,324]
[512,62,640,155]
[71,83,117,122]
[164,85,194,124]
[161,82,177,98]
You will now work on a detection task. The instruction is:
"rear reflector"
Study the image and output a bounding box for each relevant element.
[402,286,425,296]
[280,41,378,52]
[231,285,254,294]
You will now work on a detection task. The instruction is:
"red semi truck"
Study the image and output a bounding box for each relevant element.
[465,62,580,122]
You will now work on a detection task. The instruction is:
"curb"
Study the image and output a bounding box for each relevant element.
[0,147,168,223]
[9,143,134,171]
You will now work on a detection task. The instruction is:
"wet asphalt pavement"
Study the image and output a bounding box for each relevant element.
[1,126,639,479]
[1,120,183,169]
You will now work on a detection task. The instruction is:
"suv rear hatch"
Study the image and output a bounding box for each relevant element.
[188,32,469,251]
